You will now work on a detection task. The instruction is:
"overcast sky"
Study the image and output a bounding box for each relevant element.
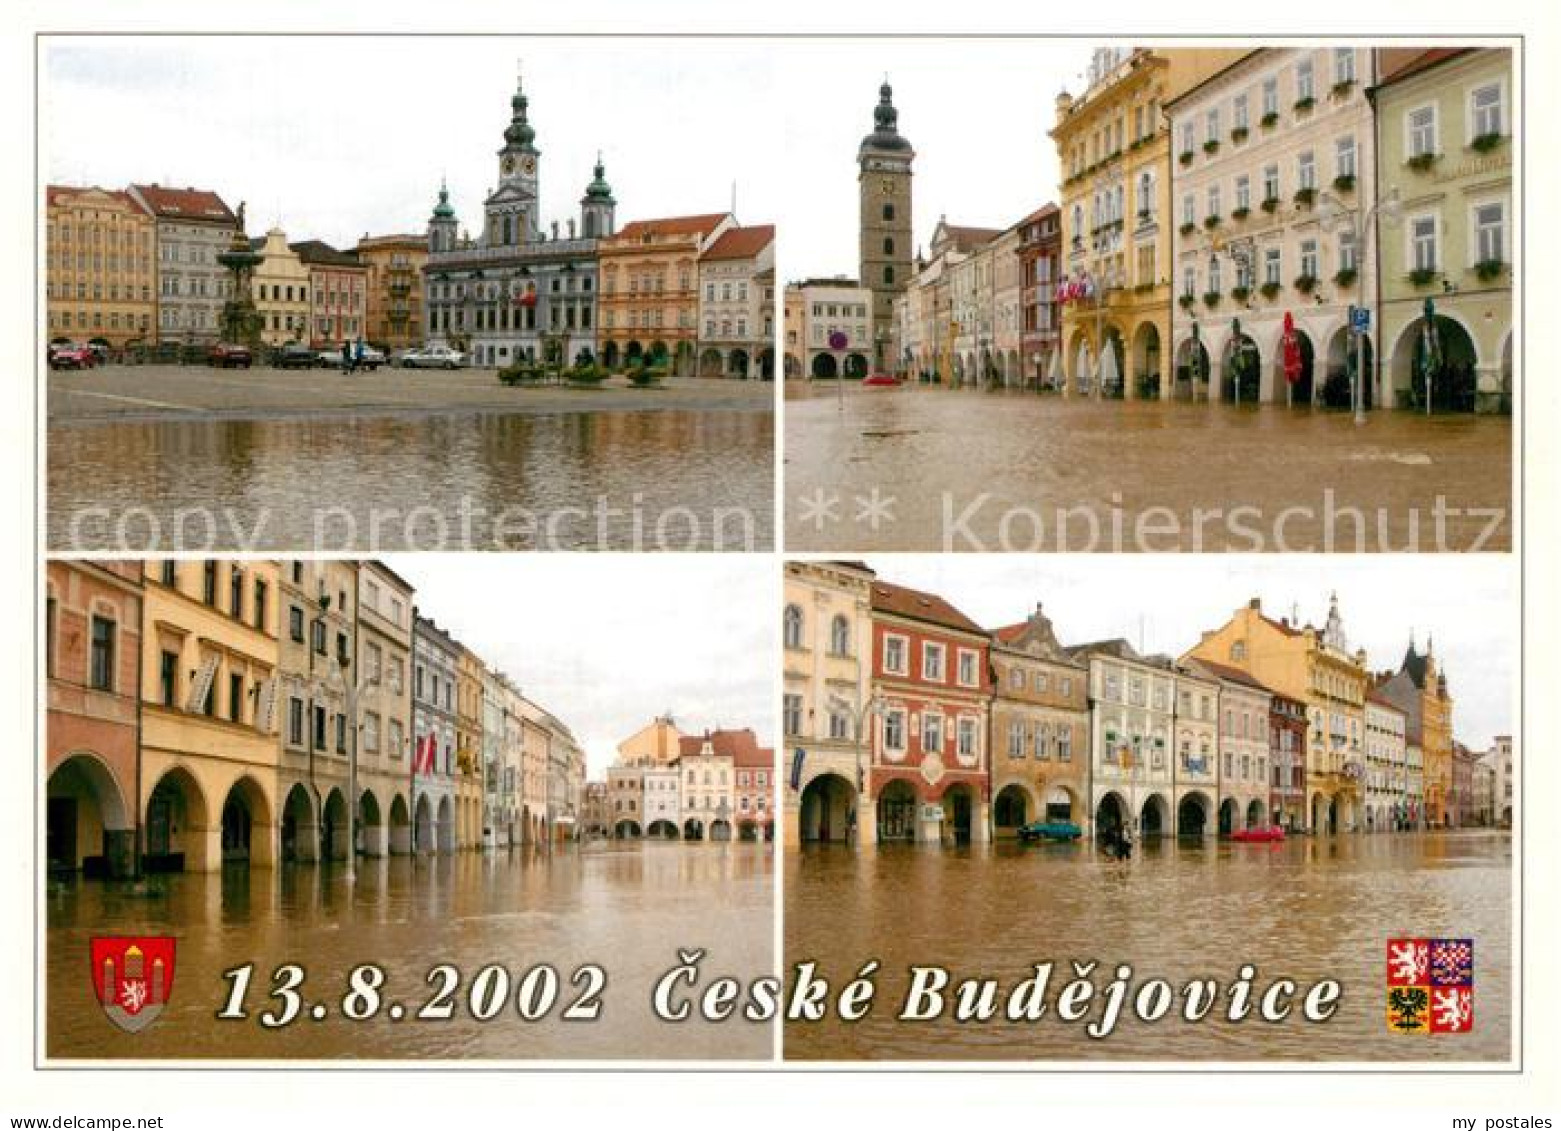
[43,37,780,249]
[775,39,1079,283]
[382,555,773,779]
[852,555,1514,750]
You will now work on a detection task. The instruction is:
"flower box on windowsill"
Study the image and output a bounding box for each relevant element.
[1179,222,1197,236]
[1470,132,1505,154]
[1202,291,1222,308]
[1333,268,1358,288]
[1408,267,1438,288]
[1473,259,1506,283]
[1204,215,1222,230]
[1203,139,1220,155]
[1137,209,1152,224]
[1178,294,1196,311]
[1260,111,1280,128]
[1330,79,1356,98]
[1179,151,1194,167]
[1231,206,1251,221]
[1293,274,1318,295]
[1332,174,1356,193]
[1260,197,1281,214]
[1293,96,1316,113]
[1259,281,1282,300]
[1293,187,1317,208]
[1231,126,1249,143]
[1405,152,1440,173]
[1231,286,1251,304]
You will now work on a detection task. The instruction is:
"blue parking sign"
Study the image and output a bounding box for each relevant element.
[1351,306,1370,334]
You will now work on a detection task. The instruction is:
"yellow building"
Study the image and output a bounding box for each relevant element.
[597,213,735,374]
[1184,594,1368,834]
[139,560,281,873]
[251,228,311,347]
[1051,47,1243,397]
[454,642,488,850]
[1374,636,1455,827]
[617,714,684,767]
[357,233,428,352]
[46,186,157,350]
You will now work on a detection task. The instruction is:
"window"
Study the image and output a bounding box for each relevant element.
[1262,77,1278,118]
[1300,239,1318,279]
[160,649,178,706]
[922,642,945,681]
[957,718,978,761]
[1235,175,1251,213]
[882,266,894,285]
[882,203,895,221]
[228,672,243,723]
[1298,151,1317,191]
[828,706,849,740]
[89,616,115,691]
[1339,230,1358,274]
[1008,721,1025,758]
[1207,185,1221,219]
[1408,105,1438,158]
[1263,164,1280,203]
[289,605,304,642]
[1178,122,1194,156]
[312,619,326,655]
[782,693,802,736]
[1411,215,1438,272]
[288,696,304,745]
[922,713,944,754]
[1264,247,1282,286]
[313,704,327,749]
[203,561,218,605]
[254,581,268,630]
[161,561,177,587]
[882,237,894,255]
[1336,136,1356,180]
[1334,48,1355,86]
[884,635,907,675]
[883,708,905,751]
[229,566,244,616]
[1296,59,1314,103]
[830,614,850,656]
[783,604,803,649]
[1208,256,1222,293]
[1182,194,1195,227]
[1471,82,1503,138]
[1182,265,1196,299]
[1057,727,1072,762]
[1474,200,1506,264]
[1205,107,1220,143]
[958,650,977,687]
[1233,93,1248,131]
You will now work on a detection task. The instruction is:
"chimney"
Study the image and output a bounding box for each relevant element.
[1248,597,1262,610]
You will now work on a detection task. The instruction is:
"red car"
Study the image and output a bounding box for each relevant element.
[208,342,253,368]
[47,342,96,370]
[862,372,901,387]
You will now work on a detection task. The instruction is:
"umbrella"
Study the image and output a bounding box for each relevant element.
[1046,346,1063,391]
[1098,340,1120,393]
[1281,311,1302,384]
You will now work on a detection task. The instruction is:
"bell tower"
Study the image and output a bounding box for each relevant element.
[491,67,540,244]
[858,79,915,369]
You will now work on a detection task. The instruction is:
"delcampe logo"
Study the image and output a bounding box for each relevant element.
[91,936,176,1033]
[1386,937,1474,1034]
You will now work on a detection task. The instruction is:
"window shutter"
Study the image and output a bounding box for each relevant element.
[185,652,218,714]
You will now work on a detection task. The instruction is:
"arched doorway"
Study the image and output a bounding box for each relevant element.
[992,782,1031,837]
[1071,333,1092,395]
[145,766,209,873]
[1045,785,1077,823]
[876,779,918,843]
[358,789,383,857]
[728,349,750,378]
[844,353,868,379]
[1223,331,1262,403]
[673,341,693,376]
[1390,313,1478,411]
[1311,792,1336,836]
[47,753,132,877]
[1174,336,1211,401]
[942,784,974,843]
[1132,322,1162,399]
[220,776,271,866]
[1095,792,1128,837]
[648,340,669,366]
[799,772,855,843]
[625,340,644,365]
[389,793,411,855]
[412,794,434,855]
[322,788,349,861]
[810,353,838,380]
[1218,797,1238,836]
[1140,794,1168,838]
[682,818,705,841]
[615,819,642,839]
[738,819,759,841]
[647,819,679,839]
[1101,327,1126,398]
[759,348,775,380]
[699,348,723,377]
[1278,329,1315,405]
[436,795,454,854]
[1246,798,1266,829]
[1322,326,1375,410]
[1178,793,1210,838]
[602,341,619,370]
[710,819,732,842]
[280,782,316,863]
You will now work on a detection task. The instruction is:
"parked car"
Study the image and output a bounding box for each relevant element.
[317,345,386,371]
[272,342,319,369]
[208,342,253,368]
[862,372,902,387]
[47,341,96,370]
[1017,820,1084,843]
[400,345,466,370]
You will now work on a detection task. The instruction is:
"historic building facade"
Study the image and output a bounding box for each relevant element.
[1375,635,1455,828]
[424,77,613,369]
[45,186,157,349]
[987,604,1091,836]
[1167,47,1381,407]
[858,81,915,369]
[1365,690,1409,831]
[793,278,874,379]
[250,228,311,347]
[1268,688,1308,829]
[411,614,460,853]
[291,239,368,349]
[1374,47,1513,413]
[138,560,280,873]
[696,223,776,378]
[356,562,415,854]
[678,731,738,841]
[597,212,733,374]
[869,579,991,845]
[127,183,238,344]
[454,643,487,852]
[45,561,144,877]
[1017,203,1063,387]
[1072,639,1176,839]
[356,233,428,353]
[1188,660,1273,834]
[782,560,876,846]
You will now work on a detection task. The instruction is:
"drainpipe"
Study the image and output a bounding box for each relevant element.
[133,576,145,882]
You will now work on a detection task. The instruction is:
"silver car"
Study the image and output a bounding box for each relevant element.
[399,345,466,370]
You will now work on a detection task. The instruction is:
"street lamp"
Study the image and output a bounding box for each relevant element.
[1318,186,1401,426]
[828,689,885,845]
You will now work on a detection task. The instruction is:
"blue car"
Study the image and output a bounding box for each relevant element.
[1017,820,1083,843]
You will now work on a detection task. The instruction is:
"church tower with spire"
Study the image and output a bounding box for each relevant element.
[486,71,541,247]
[858,79,915,368]
[580,153,616,239]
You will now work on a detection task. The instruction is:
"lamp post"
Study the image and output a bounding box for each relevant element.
[1318,186,1400,425]
[829,689,885,845]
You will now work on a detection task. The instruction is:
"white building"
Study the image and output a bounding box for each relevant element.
[1070,639,1176,839]
[793,277,874,379]
[1167,47,1380,406]
[1365,692,1408,831]
[1481,735,1512,827]
[677,733,736,841]
[643,766,680,836]
[697,224,775,378]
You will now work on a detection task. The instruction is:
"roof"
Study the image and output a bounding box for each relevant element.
[1186,658,1272,694]
[1017,202,1060,226]
[612,213,731,241]
[1366,688,1407,714]
[870,580,986,637]
[939,223,1002,252]
[677,728,768,767]
[992,623,1027,643]
[290,239,364,269]
[47,185,141,211]
[701,224,775,261]
[1376,48,1472,87]
[129,183,236,225]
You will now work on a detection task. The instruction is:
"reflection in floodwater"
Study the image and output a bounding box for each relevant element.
[50,409,774,551]
[48,842,774,1060]
[784,831,1510,1061]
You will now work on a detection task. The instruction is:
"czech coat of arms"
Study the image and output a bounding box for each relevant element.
[90,936,176,1033]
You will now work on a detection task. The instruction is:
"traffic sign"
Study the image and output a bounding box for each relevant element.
[1350,306,1370,334]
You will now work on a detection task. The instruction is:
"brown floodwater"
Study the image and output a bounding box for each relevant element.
[49,408,773,551]
[784,831,1511,1061]
[784,385,1511,551]
[46,841,774,1061]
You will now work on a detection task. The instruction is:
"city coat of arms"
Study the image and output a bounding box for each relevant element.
[91,936,176,1033]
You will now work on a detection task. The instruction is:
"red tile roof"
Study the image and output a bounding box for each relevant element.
[47,185,140,211]
[991,622,1027,643]
[677,728,769,767]
[129,183,236,225]
[1377,48,1471,86]
[701,224,775,261]
[1017,202,1060,226]
[1186,658,1272,694]
[870,580,986,636]
[941,224,1002,251]
[613,213,732,241]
